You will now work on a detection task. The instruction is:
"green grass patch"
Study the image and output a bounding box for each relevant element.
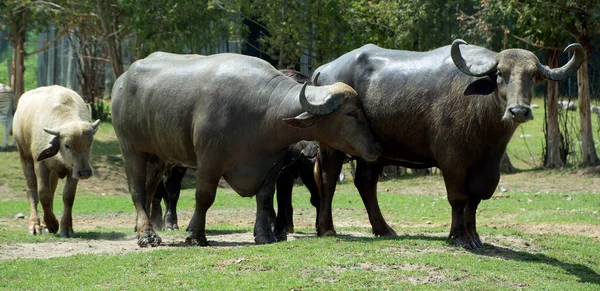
[1,106,600,290]
[0,227,598,290]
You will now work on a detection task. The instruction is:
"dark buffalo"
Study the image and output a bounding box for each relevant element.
[149,70,321,235]
[312,40,583,248]
[112,52,382,247]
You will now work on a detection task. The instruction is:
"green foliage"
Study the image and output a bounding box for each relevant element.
[464,0,600,49]
[239,0,481,69]
[0,0,60,34]
[119,0,243,57]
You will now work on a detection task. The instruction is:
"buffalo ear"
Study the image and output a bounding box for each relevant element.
[283,112,321,128]
[464,76,497,96]
[36,136,60,161]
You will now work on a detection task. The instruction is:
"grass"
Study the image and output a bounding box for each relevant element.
[0,226,598,290]
[506,97,600,169]
[0,108,599,290]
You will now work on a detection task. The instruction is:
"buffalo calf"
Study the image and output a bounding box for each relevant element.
[13,85,100,237]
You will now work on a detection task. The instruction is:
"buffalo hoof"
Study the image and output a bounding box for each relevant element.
[60,228,75,238]
[28,224,43,236]
[254,233,277,245]
[137,232,162,247]
[185,234,209,246]
[166,224,179,231]
[274,229,287,242]
[373,226,397,237]
[451,236,484,250]
[44,219,59,234]
[471,233,484,248]
[286,225,295,234]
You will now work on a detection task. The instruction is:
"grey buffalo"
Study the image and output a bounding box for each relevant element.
[312,40,583,248]
[150,70,321,236]
[13,85,100,237]
[111,52,382,247]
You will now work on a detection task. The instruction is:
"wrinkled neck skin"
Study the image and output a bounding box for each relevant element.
[477,86,521,149]
[444,77,519,154]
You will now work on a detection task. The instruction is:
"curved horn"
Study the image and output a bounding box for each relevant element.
[537,43,584,81]
[312,72,320,86]
[43,127,61,136]
[91,119,101,132]
[451,39,498,77]
[299,82,344,116]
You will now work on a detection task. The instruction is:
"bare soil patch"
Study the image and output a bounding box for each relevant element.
[0,232,320,260]
[3,207,596,260]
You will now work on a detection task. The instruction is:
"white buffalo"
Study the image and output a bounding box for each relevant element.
[13,85,100,237]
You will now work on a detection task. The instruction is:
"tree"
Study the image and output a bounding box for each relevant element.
[119,0,239,59]
[0,1,70,103]
[241,0,479,71]
[544,49,564,168]
[569,0,600,166]
[96,0,123,79]
[461,0,599,167]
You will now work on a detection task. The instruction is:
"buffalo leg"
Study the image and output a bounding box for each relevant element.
[254,162,283,244]
[19,152,41,235]
[186,171,219,246]
[151,182,166,231]
[465,198,483,248]
[463,163,499,249]
[164,167,186,231]
[124,151,161,247]
[444,172,478,249]
[316,145,345,236]
[60,175,79,238]
[36,165,59,234]
[354,160,396,236]
[146,164,165,231]
[275,172,295,237]
[298,161,320,229]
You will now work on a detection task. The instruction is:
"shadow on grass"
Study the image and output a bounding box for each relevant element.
[205,229,249,235]
[74,231,128,240]
[332,232,448,243]
[471,244,600,285]
[303,232,600,285]
[163,240,256,248]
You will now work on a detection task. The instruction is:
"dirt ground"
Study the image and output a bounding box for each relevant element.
[1,204,598,260]
[2,159,599,260]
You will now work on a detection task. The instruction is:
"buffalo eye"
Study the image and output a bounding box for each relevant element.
[65,144,71,150]
[345,111,357,117]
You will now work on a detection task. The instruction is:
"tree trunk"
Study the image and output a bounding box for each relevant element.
[577,53,598,166]
[97,0,124,79]
[500,152,516,174]
[11,31,26,105]
[544,49,564,168]
[576,17,598,167]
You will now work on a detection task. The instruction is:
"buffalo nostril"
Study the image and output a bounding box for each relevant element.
[78,170,92,178]
[509,106,531,117]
